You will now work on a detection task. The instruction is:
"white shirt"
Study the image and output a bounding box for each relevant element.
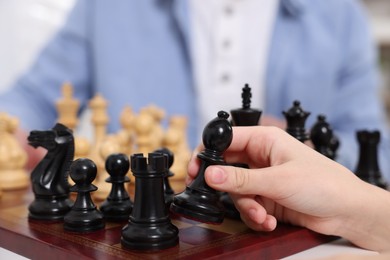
[189,0,280,131]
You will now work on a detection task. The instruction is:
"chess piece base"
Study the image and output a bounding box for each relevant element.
[220,193,241,220]
[121,221,179,251]
[28,196,73,221]
[171,187,224,224]
[64,208,105,232]
[100,199,132,221]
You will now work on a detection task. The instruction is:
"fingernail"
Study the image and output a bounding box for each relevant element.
[209,167,226,184]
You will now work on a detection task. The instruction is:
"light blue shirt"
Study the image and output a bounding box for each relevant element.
[1,0,390,180]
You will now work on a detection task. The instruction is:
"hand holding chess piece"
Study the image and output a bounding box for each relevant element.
[222,84,262,219]
[171,111,233,224]
[187,126,390,252]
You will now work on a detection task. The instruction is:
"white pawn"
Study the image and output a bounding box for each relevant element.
[140,104,166,151]
[0,113,29,190]
[134,112,155,155]
[95,106,135,197]
[119,106,136,156]
[88,94,109,184]
[56,82,80,131]
[163,116,191,181]
[93,135,122,200]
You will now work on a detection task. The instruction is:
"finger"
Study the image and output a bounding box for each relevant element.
[189,126,299,184]
[240,212,277,232]
[186,145,203,185]
[229,194,276,231]
[204,164,296,201]
[224,126,300,168]
[238,206,278,232]
[224,127,273,167]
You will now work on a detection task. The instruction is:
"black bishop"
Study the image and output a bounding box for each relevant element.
[170,111,233,224]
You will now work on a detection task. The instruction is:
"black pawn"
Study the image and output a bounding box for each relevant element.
[230,84,262,126]
[355,130,388,189]
[154,148,175,208]
[64,158,105,232]
[100,153,133,221]
[170,111,233,224]
[310,115,339,160]
[283,100,310,142]
[121,153,179,251]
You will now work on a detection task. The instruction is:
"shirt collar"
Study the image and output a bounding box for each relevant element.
[162,0,306,17]
[165,0,306,43]
[280,0,306,17]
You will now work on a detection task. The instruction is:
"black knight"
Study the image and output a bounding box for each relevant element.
[28,123,74,221]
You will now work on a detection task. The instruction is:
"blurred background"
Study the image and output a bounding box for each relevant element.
[0,0,75,92]
[0,0,389,115]
[362,0,390,116]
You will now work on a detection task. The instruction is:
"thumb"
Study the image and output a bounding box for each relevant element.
[205,165,285,199]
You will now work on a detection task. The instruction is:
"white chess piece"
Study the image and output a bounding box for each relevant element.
[0,113,29,190]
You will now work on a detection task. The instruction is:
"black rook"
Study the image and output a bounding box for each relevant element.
[121,153,179,251]
[355,130,388,189]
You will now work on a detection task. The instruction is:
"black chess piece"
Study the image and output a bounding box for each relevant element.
[100,153,133,222]
[230,84,262,126]
[310,115,340,160]
[154,148,175,208]
[355,130,388,189]
[219,191,240,220]
[221,85,262,220]
[27,123,74,221]
[170,111,233,224]
[64,158,105,232]
[283,100,310,142]
[121,153,179,251]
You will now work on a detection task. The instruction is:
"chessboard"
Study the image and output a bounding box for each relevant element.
[0,187,337,260]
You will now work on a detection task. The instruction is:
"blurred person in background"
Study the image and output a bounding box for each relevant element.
[0,0,389,181]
